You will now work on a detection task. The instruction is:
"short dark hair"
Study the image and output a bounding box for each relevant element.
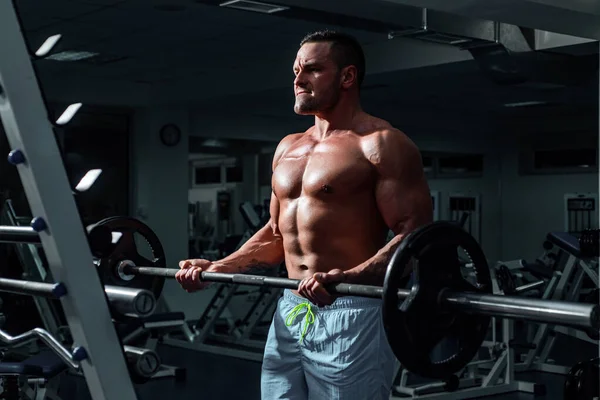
[300,30,366,88]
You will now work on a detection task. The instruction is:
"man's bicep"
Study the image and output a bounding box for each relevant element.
[375,132,433,236]
[376,176,432,236]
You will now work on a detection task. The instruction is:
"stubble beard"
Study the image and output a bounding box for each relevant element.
[294,87,341,115]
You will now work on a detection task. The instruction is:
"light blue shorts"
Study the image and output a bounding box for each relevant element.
[261,289,399,400]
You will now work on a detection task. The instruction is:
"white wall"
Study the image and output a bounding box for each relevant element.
[496,129,599,261]
[130,107,192,314]
[499,152,598,261]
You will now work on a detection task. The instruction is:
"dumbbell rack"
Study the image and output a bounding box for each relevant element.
[0,2,138,400]
[1,199,64,339]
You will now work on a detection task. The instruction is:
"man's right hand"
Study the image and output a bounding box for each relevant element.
[176,259,221,292]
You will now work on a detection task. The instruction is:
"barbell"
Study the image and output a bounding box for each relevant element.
[81,217,598,380]
[0,216,598,380]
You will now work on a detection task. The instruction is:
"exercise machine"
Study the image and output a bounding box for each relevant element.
[515,230,599,375]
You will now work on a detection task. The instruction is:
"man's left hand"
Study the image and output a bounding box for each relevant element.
[298,269,346,307]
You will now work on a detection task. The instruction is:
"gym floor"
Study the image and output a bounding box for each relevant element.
[56,334,597,400]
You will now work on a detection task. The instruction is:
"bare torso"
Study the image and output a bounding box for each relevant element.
[271,115,393,282]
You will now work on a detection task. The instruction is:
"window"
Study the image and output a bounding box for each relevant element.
[194,166,221,185]
[534,149,597,169]
[520,147,598,175]
[226,165,244,183]
[418,152,484,179]
[422,155,434,173]
[191,157,244,186]
[439,154,483,174]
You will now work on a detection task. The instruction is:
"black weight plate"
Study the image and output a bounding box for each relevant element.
[564,358,599,400]
[383,221,492,379]
[86,223,113,258]
[90,216,166,306]
[577,361,598,400]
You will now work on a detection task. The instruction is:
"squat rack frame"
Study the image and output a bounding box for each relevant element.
[0,1,138,399]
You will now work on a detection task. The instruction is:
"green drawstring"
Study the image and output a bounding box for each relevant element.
[285,302,315,343]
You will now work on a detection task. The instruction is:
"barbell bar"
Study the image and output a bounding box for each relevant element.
[0,225,41,243]
[0,276,157,318]
[0,223,113,257]
[122,265,598,331]
[0,277,66,297]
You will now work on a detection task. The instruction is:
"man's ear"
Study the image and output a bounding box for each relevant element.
[340,65,358,89]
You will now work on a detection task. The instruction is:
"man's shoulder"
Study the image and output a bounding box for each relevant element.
[361,123,412,149]
[359,122,420,169]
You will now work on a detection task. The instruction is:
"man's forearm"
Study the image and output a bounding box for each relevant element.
[215,223,285,274]
[343,234,409,286]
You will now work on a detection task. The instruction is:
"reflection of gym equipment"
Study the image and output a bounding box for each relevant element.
[165,202,284,361]
[188,201,215,259]
[216,200,270,258]
[188,190,271,260]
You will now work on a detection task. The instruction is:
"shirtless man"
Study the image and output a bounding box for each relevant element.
[176,30,433,399]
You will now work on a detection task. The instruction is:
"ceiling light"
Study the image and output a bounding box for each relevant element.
[35,34,62,57]
[46,50,98,62]
[503,101,547,108]
[219,0,288,14]
[201,139,227,147]
[56,103,82,126]
[75,169,102,192]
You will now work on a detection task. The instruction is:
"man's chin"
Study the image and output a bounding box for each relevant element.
[294,105,317,115]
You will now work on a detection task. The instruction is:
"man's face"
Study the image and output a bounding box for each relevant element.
[293,42,341,115]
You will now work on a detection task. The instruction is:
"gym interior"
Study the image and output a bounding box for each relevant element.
[0,0,598,399]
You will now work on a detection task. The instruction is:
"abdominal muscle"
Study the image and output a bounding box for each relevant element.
[277,193,388,284]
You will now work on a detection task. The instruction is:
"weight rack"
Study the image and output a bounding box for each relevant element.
[0,2,138,399]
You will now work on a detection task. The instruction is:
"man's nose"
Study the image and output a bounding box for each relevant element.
[294,72,306,87]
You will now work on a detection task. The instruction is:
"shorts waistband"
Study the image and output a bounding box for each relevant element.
[282,289,382,310]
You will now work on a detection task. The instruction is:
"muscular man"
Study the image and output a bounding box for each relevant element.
[176,30,433,399]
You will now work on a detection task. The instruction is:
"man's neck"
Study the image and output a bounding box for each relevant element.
[312,100,363,139]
